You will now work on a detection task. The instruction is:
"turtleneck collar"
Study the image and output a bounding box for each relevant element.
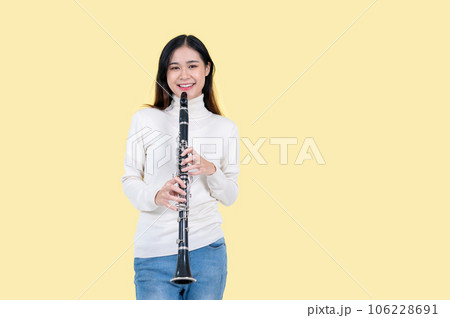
[165,93,212,120]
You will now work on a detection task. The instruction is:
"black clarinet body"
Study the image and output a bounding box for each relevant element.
[171,92,196,285]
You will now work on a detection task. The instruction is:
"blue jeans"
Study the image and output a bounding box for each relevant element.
[134,237,227,300]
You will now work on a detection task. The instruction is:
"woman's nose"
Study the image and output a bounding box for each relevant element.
[180,67,190,79]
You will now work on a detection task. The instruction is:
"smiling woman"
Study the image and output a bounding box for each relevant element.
[143,35,222,116]
[120,34,240,300]
[166,47,210,98]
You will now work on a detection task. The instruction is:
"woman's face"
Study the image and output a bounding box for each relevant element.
[167,46,210,100]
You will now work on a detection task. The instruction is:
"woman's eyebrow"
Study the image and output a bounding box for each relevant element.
[169,60,199,66]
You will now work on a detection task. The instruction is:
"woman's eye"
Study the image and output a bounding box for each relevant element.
[169,65,197,70]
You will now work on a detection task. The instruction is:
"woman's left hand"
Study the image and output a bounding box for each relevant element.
[181,147,216,176]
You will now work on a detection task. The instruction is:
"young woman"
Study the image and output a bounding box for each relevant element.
[121,34,239,300]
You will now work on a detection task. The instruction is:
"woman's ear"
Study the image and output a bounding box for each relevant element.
[205,62,211,76]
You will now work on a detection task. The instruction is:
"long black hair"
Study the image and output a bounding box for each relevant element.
[142,34,222,116]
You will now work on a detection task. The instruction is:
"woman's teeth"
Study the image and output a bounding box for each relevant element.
[179,84,194,87]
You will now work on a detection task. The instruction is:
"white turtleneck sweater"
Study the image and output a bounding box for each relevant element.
[121,94,239,258]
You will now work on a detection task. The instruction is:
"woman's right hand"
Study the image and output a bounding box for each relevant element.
[154,176,187,211]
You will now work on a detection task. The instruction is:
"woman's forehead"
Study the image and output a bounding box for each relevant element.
[170,46,202,63]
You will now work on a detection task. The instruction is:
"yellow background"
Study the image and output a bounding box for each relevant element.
[1,0,449,300]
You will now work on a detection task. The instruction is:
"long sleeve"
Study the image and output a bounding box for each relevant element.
[120,112,160,212]
[206,124,240,206]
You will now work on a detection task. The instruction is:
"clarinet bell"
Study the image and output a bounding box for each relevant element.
[170,248,196,284]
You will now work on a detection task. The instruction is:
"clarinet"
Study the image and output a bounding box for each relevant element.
[170,92,196,284]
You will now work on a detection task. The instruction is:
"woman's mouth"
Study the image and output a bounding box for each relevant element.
[178,83,195,91]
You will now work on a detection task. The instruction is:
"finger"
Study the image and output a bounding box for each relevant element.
[181,147,193,157]
[182,164,200,172]
[189,170,202,176]
[170,184,186,196]
[165,203,177,211]
[166,179,179,190]
[166,179,175,187]
[169,185,186,195]
[193,154,203,165]
[173,176,186,188]
[181,155,194,166]
[168,194,186,202]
